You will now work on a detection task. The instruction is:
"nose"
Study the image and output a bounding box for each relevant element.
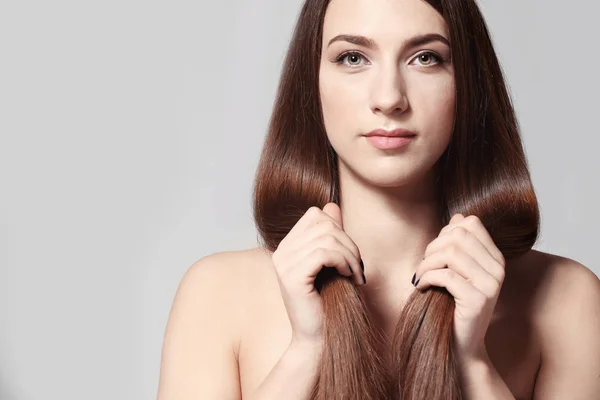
[369,66,409,116]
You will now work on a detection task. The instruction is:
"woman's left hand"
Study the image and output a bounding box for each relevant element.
[413,213,506,364]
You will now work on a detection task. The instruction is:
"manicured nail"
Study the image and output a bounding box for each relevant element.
[411,273,416,285]
[349,265,354,274]
[415,278,420,287]
[360,259,364,272]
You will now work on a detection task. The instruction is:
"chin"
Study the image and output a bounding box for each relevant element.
[342,160,433,188]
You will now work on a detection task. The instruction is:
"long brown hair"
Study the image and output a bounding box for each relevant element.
[252,0,540,398]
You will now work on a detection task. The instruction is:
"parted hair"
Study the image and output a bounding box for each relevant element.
[252,0,540,398]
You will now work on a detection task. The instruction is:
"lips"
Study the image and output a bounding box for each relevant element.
[365,134,414,150]
[364,128,416,138]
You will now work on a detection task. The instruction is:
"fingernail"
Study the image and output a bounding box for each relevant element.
[349,265,354,274]
[411,273,416,285]
[360,259,364,272]
[415,278,420,287]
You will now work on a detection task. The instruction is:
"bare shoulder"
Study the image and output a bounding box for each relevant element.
[181,246,278,337]
[179,246,274,333]
[183,246,266,288]
[157,246,272,399]
[510,249,600,399]
[183,245,272,289]
[512,249,600,316]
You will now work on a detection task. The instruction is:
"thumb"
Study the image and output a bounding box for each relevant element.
[322,202,343,229]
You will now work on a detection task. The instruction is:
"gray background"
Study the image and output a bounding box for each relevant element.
[1,0,597,399]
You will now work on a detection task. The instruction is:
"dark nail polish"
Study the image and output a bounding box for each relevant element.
[415,278,420,287]
[360,259,364,272]
[363,275,367,284]
[411,273,416,285]
[349,265,354,274]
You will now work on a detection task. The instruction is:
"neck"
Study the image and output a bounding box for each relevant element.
[337,163,444,289]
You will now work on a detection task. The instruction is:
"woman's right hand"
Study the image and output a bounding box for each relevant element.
[271,202,367,347]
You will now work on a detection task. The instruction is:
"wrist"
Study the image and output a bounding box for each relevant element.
[287,337,323,362]
[458,353,496,391]
[289,334,323,350]
[458,354,515,400]
[460,355,492,375]
[456,344,489,369]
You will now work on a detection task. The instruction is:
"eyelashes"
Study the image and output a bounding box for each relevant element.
[334,51,367,66]
[334,50,445,68]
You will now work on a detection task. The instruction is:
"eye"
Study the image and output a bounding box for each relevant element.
[411,51,444,67]
[334,50,445,68]
[334,51,368,68]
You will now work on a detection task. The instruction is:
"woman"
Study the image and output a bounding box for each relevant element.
[157,0,600,399]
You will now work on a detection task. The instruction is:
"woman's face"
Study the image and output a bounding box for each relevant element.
[319,0,455,188]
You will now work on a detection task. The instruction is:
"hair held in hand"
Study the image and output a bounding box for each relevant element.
[252,0,540,398]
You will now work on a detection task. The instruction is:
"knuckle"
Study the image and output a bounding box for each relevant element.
[321,234,338,247]
[497,253,506,267]
[465,215,481,225]
[311,247,327,259]
[490,281,501,296]
[496,267,506,282]
[497,262,506,275]
[452,226,469,238]
[307,206,321,219]
[307,249,327,269]
[323,219,337,229]
[446,244,460,257]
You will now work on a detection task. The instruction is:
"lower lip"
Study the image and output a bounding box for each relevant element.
[365,135,415,149]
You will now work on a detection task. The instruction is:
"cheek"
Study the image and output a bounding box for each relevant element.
[437,82,456,117]
[319,74,363,131]
[415,79,456,134]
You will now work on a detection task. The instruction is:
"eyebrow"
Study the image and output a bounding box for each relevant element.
[327,33,450,50]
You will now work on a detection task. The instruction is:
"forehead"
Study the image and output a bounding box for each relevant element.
[322,0,448,42]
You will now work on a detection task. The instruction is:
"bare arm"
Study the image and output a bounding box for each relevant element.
[157,252,243,400]
[533,259,600,399]
[248,339,322,400]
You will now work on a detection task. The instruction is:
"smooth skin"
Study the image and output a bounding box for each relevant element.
[156,219,600,399]
[157,0,600,398]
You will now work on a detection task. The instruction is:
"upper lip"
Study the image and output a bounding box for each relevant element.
[364,128,416,137]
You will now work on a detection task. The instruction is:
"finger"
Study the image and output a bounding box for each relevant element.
[282,207,345,255]
[291,205,344,239]
[438,213,465,236]
[450,213,465,223]
[460,215,505,267]
[415,246,500,298]
[322,202,344,229]
[424,226,505,283]
[307,220,365,284]
[310,245,364,286]
[281,208,365,284]
[302,247,354,279]
[281,206,333,247]
[414,268,489,313]
[290,234,365,286]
